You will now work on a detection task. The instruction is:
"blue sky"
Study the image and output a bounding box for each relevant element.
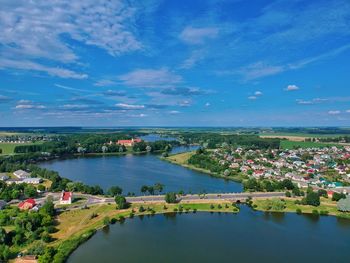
[0,0,350,127]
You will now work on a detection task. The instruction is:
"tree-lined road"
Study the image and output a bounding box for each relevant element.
[32,192,285,210]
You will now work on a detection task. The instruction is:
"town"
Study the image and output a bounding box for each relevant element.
[188,145,350,195]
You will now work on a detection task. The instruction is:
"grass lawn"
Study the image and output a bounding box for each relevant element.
[0,141,43,155]
[252,197,350,219]
[53,201,239,243]
[167,151,195,164]
[280,140,340,149]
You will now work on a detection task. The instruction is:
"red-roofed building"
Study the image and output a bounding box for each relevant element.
[327,190,334,198]
[117,138,142,147]
[18,198,36,210]
[60,191,73,205]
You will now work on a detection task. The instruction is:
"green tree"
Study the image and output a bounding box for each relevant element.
[154,183,164,194]
[108,186,123,196]
[24,184,38,198]
[332,192,346,201]
[140,185,148,195]
[115,195,128,209]
[165,192,177,203]
[304,191,320,206]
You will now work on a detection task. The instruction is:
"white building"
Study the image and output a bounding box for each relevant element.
[23,178,42,184]
[13,170,30,179]
[60,191,73,205]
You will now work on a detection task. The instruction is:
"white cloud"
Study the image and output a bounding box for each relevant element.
[118,68,182,88]
[62,104,89,109]
[346,109,350,113]
[15,100,46,110]
[179,26,219,45]
[169,110,180,114]
[178,100,192,107]
[94,79,117,87]
[0,0,141,77]
[285,85,299,91]
[180,50,206,69]
[328,110,341,115]
[0,59,87,79]
[248,96,257,100]
[254,91,263,96]
[296,98,328,105]
[115,103,145,110]
[205,102,211,107]
[237,62,284,80]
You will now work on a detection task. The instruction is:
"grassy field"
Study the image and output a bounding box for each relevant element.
[0,141,43,155]
[260,132,350,138]
[280,140,339,149]
[252,197,350,219]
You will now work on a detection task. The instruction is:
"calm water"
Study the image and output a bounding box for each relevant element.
[68,207,350,263]
[40,148,241,194]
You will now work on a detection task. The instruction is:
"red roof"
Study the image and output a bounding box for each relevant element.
[117,138,142,144]
[18,198,36,209]
[62,192,72,201]
[117,139,133,143]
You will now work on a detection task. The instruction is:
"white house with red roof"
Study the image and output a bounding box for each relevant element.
[60,191,73,205]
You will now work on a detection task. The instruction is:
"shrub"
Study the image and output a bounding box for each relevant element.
[312,209,319,216]
[103,216,110,226]
[193,208,197,213]
[110,218,117,224]
[285,191,291,198]
[320,210,329,216]
[217,204,222,209]
[296,208,302,214]
[210,204,214,209]
[138,206,145,212]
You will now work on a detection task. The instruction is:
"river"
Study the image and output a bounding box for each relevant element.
[68,206,350,263]
[40,146,242,194]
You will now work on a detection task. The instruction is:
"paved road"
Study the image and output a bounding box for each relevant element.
[28,192,285,210]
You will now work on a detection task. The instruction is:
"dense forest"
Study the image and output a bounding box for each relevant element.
[178,133,280,149]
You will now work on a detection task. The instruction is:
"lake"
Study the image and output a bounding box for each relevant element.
[68,207,350,263]
[40,148,241,194]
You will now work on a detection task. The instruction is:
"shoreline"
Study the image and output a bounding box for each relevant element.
[53,196,350,262]
[50,202,240,262]
[161,152,244,183]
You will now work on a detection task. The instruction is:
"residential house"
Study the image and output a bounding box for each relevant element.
[18,199,36,210]
[60,191,73,205]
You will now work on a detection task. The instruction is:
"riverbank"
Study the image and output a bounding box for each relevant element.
[163,151,245,183]
[252,197,350,219]
[48,201,239,262]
